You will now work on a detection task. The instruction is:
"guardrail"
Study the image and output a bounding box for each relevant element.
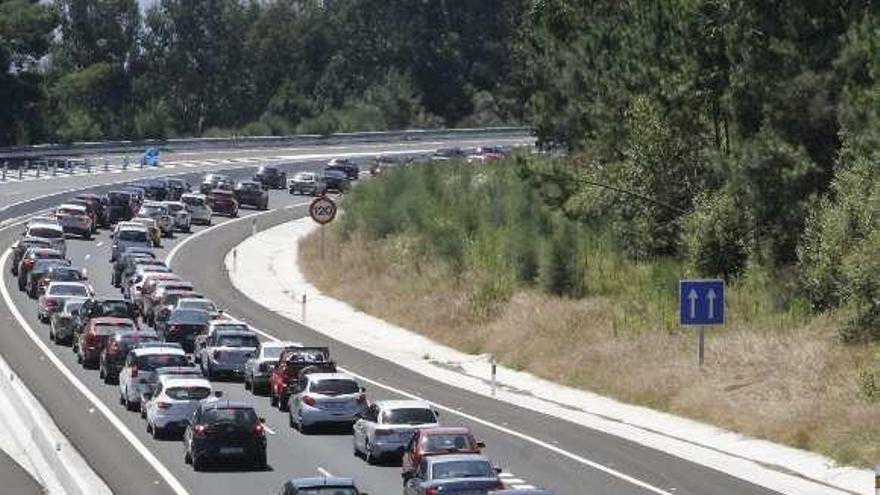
[0,127,532,160]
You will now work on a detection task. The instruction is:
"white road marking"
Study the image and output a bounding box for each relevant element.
[0,248,190,495]
[262,423,276,435]
[317,467,332,477]
[95,241,103,247]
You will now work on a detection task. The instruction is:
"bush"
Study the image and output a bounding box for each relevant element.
[538,218,584,298]
[684,187,754,279]
[134,99,172,139]
[240,120,272,136]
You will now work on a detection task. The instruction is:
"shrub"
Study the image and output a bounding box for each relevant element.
[684,187,754,279]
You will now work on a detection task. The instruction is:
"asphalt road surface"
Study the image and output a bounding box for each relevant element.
[0,146,778,495]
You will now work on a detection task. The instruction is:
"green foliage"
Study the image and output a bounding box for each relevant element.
[538,219,584,298]
[684,187,754,279]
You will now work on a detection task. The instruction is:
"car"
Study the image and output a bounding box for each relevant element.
[130,217,162,247]
[74,193,111,228]
[253,165,287,189]
[233,181,269,210]
[153,291,204,332]
[326,158,360,180]
[431,147,465,161]
[122,186,145,210]
[370,154,404,175]
[402,427,485,481]
[206,190,238,217]
[23,223,66,257]
[183,400,267,471]
[288,372,366,433]
[133,272,181,313]
[145,375,215,439]
[49,297,87,345]
[353,400,440,464]
[107,191,135,223]
[277,477,369,495]
[54,204,93,238]
[162,308,211,353]
[73,297,139,343]
[322,169,351,193]
[114,252,162,288]
[138,202,174,237]
[76,317,137,369]
[137,177,170,201]
[142,147,160,167]
[125,265,174,300]
[37,282,92,321]
[402,454,504,494]
[110,223,151,261]
[118,346,189,411]
[139,365,205,416]
[99,330,160,384]
[164,178,191,201]
[288,172,327,196]
[199,174,230,195]
[18,247,65,289]
[180,193,212,225]
[268,347,335,410]
[10,237,52,275]
[25,215,61,229]
[194,319,250,362]
[24,258,71,298]
[36,265,88,296]
[244,340,300,395]
[163,201,192,232]
[174,298,220,319]
[198,328,259,380]
[142,280,194,326]
[65,199,100,232]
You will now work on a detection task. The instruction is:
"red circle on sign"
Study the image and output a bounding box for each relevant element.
[309,196,337,225]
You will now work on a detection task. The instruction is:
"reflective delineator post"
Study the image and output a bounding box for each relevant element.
[251,217,257,236]
[85,158,91,173]
[490,357,497,397]
[875,465,879,495]
[19,161,24,180]
[301,294,307,324]
[104,157,109,172]
[123,155,129,170]
[35,162,40,178]
[3,161,7,181]
[52,160,57,176]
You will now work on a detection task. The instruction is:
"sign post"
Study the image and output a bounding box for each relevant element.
[308,196,337,259]
[679,279,725,366]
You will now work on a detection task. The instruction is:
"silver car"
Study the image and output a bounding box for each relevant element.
[25,223,66,257]
[198,329,259,379]
[353,400,439,464]
[118,347,189,412]
[288,372,366,432]
[162,201,191,233]
[403,454,504,495]
[138,202,174,237]
[244,340,300,395]
[49,297,87,344]
[38,282,92,322]
[180,193,212,226]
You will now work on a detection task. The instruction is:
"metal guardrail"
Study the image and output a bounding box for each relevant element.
[0,127,532,160]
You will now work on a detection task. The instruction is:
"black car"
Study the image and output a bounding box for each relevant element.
[322,170,351,192]
[325,158,359,180]
[137,178,170,201]
[112,250,158,287]
[164,178,190,201]
[73,298,139,343]
[18,247,65,290]
[162,308,210,353]
[107,191,135,223]
[99,330,159,384]
[26,259,71,298]
[10,237,52,275]
[253,166,287,189]
[184,401,267,471]
[234,181,269,210]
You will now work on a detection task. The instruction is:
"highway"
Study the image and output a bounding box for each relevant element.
[0,144,779,495]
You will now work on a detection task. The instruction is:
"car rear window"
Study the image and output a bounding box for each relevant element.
[165,387,211,400]
[216,335,259,348]
[203,407,257,425]
[49,285,88,297]
[383,408,436,425]
[422,434,476,452]
[117,230,148,242]
[182,197,204,207]
[95,322,134,335]
[29,227,63,239]
[51,269,83,281]
[170,309,210,324]
[179,300,214,312]
[310,379,359,396]
[137,354,188,371]
[431,459,494,480]
[96,301,134,318]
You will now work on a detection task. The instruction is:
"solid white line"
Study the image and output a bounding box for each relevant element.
[262,424,276,435]
[317,467,332,477]
[0,248,190,495]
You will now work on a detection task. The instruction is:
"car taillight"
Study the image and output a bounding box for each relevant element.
[130,365,138,378]
[252,423,264,437]
[356,394,366,405]
[38,278,50,288]
[157,401,171,409]
[375,429,393,437]
[490,480,505,490]
[302,395,316,406]
[193,424,207,437]
[85,332,97,345]
[425,488,439,495]
[168,324,179,334]
[23,259,34,269]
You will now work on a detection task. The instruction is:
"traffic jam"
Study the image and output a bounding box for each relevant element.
[9,151,551,495]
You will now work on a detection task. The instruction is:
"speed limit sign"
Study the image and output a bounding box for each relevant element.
[309,196,337,225]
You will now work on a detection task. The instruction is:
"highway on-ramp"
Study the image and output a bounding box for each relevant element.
[0,144,779,494]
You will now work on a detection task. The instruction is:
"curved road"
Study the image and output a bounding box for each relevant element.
[0,145,777,495]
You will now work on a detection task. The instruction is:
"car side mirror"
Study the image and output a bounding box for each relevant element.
[244,352,253,359]
[353,412,362,420]
[476,441,486,449]
[360,386,366,393]
[259,416,266,423]
[493,465,503,475]
[214,390,223,398]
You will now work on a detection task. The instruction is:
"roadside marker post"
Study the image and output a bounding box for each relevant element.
[679,279,725,366]
[123,155,129,170]
[2,161,7,181]
[490,357,497,397]
[875,465,879,495]
[104,158,109,172]
[18,162,24,180]
[301,294,307,324]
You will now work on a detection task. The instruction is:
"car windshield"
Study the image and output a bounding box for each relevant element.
[383,408,436,425]
[170,309,210,324]
[96,301,134,318]
[203,407,257,425]
[297,489,358,495]
[182,197,204,207]
[33,260,69,272]
[259,167,278,175]
[179,300,214,312]
[20,240,50,250]
[216,335,259,348]
[137,354,188,371]
[163,293,187,306]
[49,285,88,296]
[140,205,166,216]
[57,207,84,215]
[294,173,314,181]
[431,460,494,480]
[120,335,158,349]
[165,386,211,400]
[117,230,148,242]
[64,300,84,313]
[165,203,184,213]
[324,170,347,179]
[28,227,62,239]
[238,182,260,190]
[94,322,134,335]
[423,434,475,452]
[109,193,130,205]
[214,323,249,333]
[310,379,359,395]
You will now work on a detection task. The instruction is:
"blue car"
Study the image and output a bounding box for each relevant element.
[142,147,160,167]
[277,477,367,495]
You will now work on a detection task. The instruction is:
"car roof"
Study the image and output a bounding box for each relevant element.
[28,222,62,231]
[213,328,255,337]
[91,317,135,325]
[199,399,253,411]
[262,340,301,349]
[46,281,88,288]
[116,222,148,231]
[307,372,355,382]
[419,426,474,436]
[157,376,210,388]
[375,399,434,410]
[426,453,490,464]
[58,204,87,211]
[288,477,355,488]
[132,346,185,356]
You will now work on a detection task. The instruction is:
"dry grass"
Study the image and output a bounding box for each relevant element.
[300,228,880,467]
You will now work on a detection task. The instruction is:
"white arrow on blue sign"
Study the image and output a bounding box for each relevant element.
[679,279,725,326]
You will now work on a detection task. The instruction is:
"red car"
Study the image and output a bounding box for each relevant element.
[207,189,238,217]
[401,426,485,481]
[268,347,334,411]
[76,317,137,369]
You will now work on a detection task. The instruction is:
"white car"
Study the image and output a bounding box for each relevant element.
[24,222,66,256]
[162,201,191,233]
[37,282,92,322]
[198,328,259,379]
[244,340,301,394]
[144,375,214,439]
[353,400,439,464]
[138,202,174,237]
[54,204,92,239]
[288,372,366,432]
[180,193,212,225]
[193,319,250,363]
[118,346,189,412]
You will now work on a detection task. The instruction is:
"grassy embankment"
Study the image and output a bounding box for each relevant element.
[299,160,880,467]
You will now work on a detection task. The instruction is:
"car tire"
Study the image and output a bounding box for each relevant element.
[244,375,251,391]
[192,454,205,472]
[270,392,278,408]
[253,451,267,471]
[99,365,105,380]
[365,440,377,465]
[48,327,55,342]
[151,424,163,440]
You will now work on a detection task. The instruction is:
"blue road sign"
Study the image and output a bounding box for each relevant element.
[679,279,725,326]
